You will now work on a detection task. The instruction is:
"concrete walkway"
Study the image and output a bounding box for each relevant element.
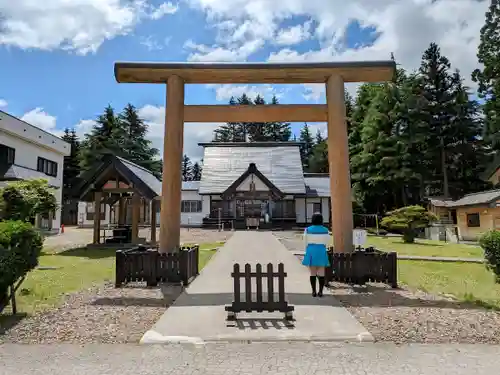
[3,342,500,375]
[142,231,372,344]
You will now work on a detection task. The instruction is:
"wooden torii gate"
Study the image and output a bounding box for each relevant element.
[113,61,395,253]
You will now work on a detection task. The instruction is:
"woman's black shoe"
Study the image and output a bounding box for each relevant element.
[312,291,317,297]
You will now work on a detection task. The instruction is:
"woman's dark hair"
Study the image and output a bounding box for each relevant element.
[311,212,323,225]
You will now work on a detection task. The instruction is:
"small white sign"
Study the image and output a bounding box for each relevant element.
[353,229,367,246]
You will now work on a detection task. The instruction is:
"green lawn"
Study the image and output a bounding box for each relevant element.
[398,260,500,309]
[2,242,221,316]
[366,235,484,258]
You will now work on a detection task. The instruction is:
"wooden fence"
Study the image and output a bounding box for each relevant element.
[325,247,398,288]
[225,263,294,321]
[115,245,199,287]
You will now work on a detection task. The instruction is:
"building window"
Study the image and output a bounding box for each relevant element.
[466,213,480,228]
[37,157,58,177]
[86,202,105,221]
[313,202,322,213]
[181,200,202,213]
[0,144,15,165]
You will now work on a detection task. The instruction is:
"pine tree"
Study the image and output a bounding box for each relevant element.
[417,43,459,198]
[247,94,267,142]
[267,95,292,141]
[213,96,246,142]
[119,103,162,178]
[181,154,193,181]
[472,0,500,152]
[192,162,202,181]
[299,123,314,171]
[80,105,128,170]
[61,128,82,199]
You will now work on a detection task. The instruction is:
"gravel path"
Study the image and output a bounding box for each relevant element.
[44,227,232,252]
[0,282,170,344]
[275,232,500,344]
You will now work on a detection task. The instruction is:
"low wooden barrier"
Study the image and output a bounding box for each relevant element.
[325,247,398,288]
[115,245,199,287]
[225,263,294,321]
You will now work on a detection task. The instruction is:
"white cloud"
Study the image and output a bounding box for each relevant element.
[138,104,219,161]
[185,0,487,100]
[206,84,288,102]
[140,35,170,51]
[20,107,59,133]
[0,99,7,108]
[184,39,264,62]
[149,1,178,20]
[74,119,97,138]
[275,21,312,45]
[0,0,178,54]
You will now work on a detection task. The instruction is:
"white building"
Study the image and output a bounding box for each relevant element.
[76,142,338,230]
[0,110,71,230]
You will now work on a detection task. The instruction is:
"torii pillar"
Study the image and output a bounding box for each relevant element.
[326,75,354,253]
[159,75,184,253]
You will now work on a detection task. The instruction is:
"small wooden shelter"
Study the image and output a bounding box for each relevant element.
[74,154,160,245]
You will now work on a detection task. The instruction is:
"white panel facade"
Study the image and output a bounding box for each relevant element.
[0,111,70,230]
[236,174,269,191]
[181,190,204,226]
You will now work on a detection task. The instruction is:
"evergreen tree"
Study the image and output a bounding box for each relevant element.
[472,0,500,152]
[61,128,82,199]
[315,129,324,145]
[192,162,202,181]
[247,94,267,142]
[417,43,461,198]
[299,123,314,171]
[267,95,292,141]
[308,141,328,173]
[80,105,127,170]
[213,96,246,142]
[119,103,162,178]
[181,154,193,181]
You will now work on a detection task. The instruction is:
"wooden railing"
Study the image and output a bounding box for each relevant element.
[225,263,294,321]
[325,247,398,288]
[115,245,199,287]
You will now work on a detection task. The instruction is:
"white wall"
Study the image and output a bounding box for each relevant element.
[236,174,269,191]
[181,190,205,226]
[295,197,330,224]
[0,112,70,230]
[77,201,112,227]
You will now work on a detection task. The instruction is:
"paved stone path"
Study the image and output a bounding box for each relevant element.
[1,342,499,374]
[142,231,372,343]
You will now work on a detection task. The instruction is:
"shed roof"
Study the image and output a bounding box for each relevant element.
[448,189,500,208]
[73,154,161,201]
[304,176,330,197]
[198,143,306,194]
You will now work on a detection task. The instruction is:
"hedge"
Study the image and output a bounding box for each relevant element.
[0,220,43,301]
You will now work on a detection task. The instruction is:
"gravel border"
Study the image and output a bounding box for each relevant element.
[275,231,500,344]
[0,282,170,344]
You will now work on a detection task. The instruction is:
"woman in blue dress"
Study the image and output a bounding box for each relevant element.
[302,212,330,297]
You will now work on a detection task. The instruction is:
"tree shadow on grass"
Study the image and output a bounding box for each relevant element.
[0,313,28,335]
[56,247,116,259]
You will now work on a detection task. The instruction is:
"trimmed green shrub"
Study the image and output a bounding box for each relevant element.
[381,205,437,243]
[0,220,43,301]
[479,230,500,283]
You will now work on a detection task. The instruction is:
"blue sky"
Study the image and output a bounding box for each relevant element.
[0,0,488,160]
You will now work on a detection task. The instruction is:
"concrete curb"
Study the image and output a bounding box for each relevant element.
[140,329,374,345]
